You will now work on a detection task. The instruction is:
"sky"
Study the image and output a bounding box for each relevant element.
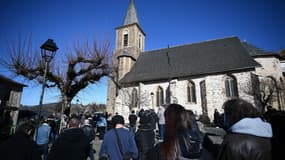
[0,0,284,106]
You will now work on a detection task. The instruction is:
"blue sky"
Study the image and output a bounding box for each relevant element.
[0,0,284,106]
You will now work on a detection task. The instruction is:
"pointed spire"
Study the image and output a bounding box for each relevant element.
[123,0,140,25]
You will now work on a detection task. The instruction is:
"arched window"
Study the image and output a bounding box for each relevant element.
[166,86,171,104]
[139,34,141,49]
[156,86,164,106]
[123,30,128,47]
[200,80,207,113]
[131,88,138,108]
[225,75,238,97]
[187,81,196,103]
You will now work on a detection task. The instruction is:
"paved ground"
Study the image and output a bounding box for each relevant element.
[91,138,102,160]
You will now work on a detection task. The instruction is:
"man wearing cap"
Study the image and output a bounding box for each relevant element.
[99,115,138,160]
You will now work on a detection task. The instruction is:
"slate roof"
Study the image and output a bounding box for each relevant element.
[242,42,282,60]
[123,0,140,26]
[120,37,260,84]
[241,42,266,56]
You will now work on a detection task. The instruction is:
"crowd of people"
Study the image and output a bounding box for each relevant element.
[0,98,284,160]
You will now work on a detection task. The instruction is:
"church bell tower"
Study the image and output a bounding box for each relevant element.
[115,0,145,80]
[106,0,145,113]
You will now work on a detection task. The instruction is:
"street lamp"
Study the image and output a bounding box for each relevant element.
[38,39,58,120]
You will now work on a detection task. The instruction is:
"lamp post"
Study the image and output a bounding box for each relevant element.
[38,39,58,121]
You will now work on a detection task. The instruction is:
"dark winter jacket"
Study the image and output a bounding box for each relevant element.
[47,128,89,160]
[81,124,95,143]
[217,117,272,160]
[0,132,41,160]
[135,124,155,159]
[129,114,138,127]
[139,110,157,130]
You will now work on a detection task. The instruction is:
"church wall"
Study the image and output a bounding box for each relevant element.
[174,78,204,115]
[112,71,256,122]
[234,72,255,103]
[106,80,116,115]
[116,30,122,50]
[204,75,225,121]
[254,57,283,80]
[254,57,285,109]
[205,71,255,120]
[138,81,170,111]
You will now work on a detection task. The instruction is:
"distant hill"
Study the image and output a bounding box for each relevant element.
[20,103,106,118]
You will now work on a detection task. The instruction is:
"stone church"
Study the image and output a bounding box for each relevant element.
[106,0,285,120]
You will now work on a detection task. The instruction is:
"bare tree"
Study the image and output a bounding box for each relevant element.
[119,88,150,111]
[258,77,276,110]
[1,35,111,115]
[242,73,283,113]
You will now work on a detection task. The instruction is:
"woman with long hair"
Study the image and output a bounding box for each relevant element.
[147,103,200,160]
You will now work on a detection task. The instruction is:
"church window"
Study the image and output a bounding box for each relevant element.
[166,86,171,104]
[123,30,128,47]
[200,80,207,114]
[157,86,164,106]
[225,75,238,97]
[187,81,196,103]
[131,88,138,108]
[139,34,141,49]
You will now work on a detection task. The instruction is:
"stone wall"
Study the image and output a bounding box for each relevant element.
[111,71,255,122]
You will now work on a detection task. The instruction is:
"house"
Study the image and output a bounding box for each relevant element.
[0,74,26,135]
[106,0,284,120]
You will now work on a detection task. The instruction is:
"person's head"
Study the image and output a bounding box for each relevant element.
[164,104,187,131]
[131,110,135,114]
[223,98,260,129]
[68,117,81,128]
[112,115,125,127]
[83,119,90,125]
[161,103,187,160]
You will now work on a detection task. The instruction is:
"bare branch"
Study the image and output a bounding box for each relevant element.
[2,35,112,110]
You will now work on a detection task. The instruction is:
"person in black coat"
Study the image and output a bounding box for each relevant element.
[135,110,156,160]
[217,98,272,160]
[48,117,90,160]
[129,110,138,135]
[81,118,96,160]
[0,120,41,160]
